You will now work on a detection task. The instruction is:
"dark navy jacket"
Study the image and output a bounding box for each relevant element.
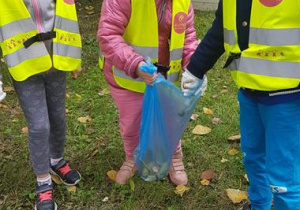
[187,0,300,105]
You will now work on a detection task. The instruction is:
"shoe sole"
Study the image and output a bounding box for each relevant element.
[35,202,57,210]
[50,169,81,186]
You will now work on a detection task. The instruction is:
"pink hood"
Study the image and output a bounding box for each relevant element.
[98,0,198,81]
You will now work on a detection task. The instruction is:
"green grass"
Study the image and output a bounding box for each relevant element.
[0,2,247,210]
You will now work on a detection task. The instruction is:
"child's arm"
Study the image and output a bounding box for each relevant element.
[97,0,144,79]
[181,3,199,70]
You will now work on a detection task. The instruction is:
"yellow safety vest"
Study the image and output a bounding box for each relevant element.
[0,0,82,81]
[99,0,190,93]
[223,0,300,91]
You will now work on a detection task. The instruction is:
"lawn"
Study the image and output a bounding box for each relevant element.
[0,1,247,209]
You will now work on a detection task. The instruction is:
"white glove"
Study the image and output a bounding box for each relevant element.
[181,70,207,97]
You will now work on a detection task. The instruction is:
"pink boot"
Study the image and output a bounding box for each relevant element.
[169,150,188,185]
[116,156,137,184]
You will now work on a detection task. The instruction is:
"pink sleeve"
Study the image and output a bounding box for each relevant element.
[181,3,198,69]
[97,0,144,78]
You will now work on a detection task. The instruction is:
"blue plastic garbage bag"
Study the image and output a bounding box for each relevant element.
[134,59,202,182]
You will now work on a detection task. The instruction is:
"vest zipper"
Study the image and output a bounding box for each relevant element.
[31,0,44,33]
[158,0,167,24]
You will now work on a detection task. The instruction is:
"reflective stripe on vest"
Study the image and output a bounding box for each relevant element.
[223,0,300,91]
[223,29,236,45]
[0,0,81,81]
[104,0,190,93]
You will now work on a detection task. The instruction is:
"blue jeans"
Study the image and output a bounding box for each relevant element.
[238,90,300,210]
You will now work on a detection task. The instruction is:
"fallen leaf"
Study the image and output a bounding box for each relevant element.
[3,86,14,92]
[212,117,221,125]
[201,169,215,181]
[226,189,248,204]
[174,185,190,197]
[187,162,194,168]
[98,88,110,96]
[221,158,228,163]
[203,107,214,115]
[75,94,82,101]
[228,148,239,156]
[12,118,19,123]
[244,174,249,183]
[190,113,199,121]
[66,93,70,98]
[107,170,117,182]
[221,89,228,93]
[21,127,28,134]
[66,185,77,193]
[85,5,94,10]
[200,179,210,186]
[0,104,7,108]
[77,116,92,123]
[87,11,94,15]
[65,109,69,114]
[87,149,99,160]
[102,197,109,202]
[51,175,62,184]
[192,125,211,135]
[129,179,135,192]
[228,134,241,142]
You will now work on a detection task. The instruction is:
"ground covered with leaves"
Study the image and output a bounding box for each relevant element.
[0,1,249,209]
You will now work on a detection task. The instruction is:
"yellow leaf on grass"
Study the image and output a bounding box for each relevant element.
[98,88,110,96]
[21,127,28,134]
[228,134,241,142]
[66,185,77,193]
[77,116,92,123]
[107,170,117,182]
[129,179,135,192]
[85,5,94,10]
[190,113,199,121]
[226,189,248,204]
[203,107,214,115]
[174,185,190,197]
[3,86,14,92]
[0,104,7,108]
[192,125,211,135]
[200,179,210,186]
[244,174,249,183]
[102,197,109,202]
[221,158,228,163]
[75,94,82,101]
[51,175,62,184]
[228,148,239,156]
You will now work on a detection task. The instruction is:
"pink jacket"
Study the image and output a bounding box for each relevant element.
[98,0,198,84]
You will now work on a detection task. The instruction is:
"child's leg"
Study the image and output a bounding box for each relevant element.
[109,85,143,157]
[13,75,51,175]
[108,84,143,184]
[43,69,81,186]
[44,69,67,160]
[13,74,57,209]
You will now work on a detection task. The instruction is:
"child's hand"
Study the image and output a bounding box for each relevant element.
[135,61,157,85]
[72,66,82,79]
